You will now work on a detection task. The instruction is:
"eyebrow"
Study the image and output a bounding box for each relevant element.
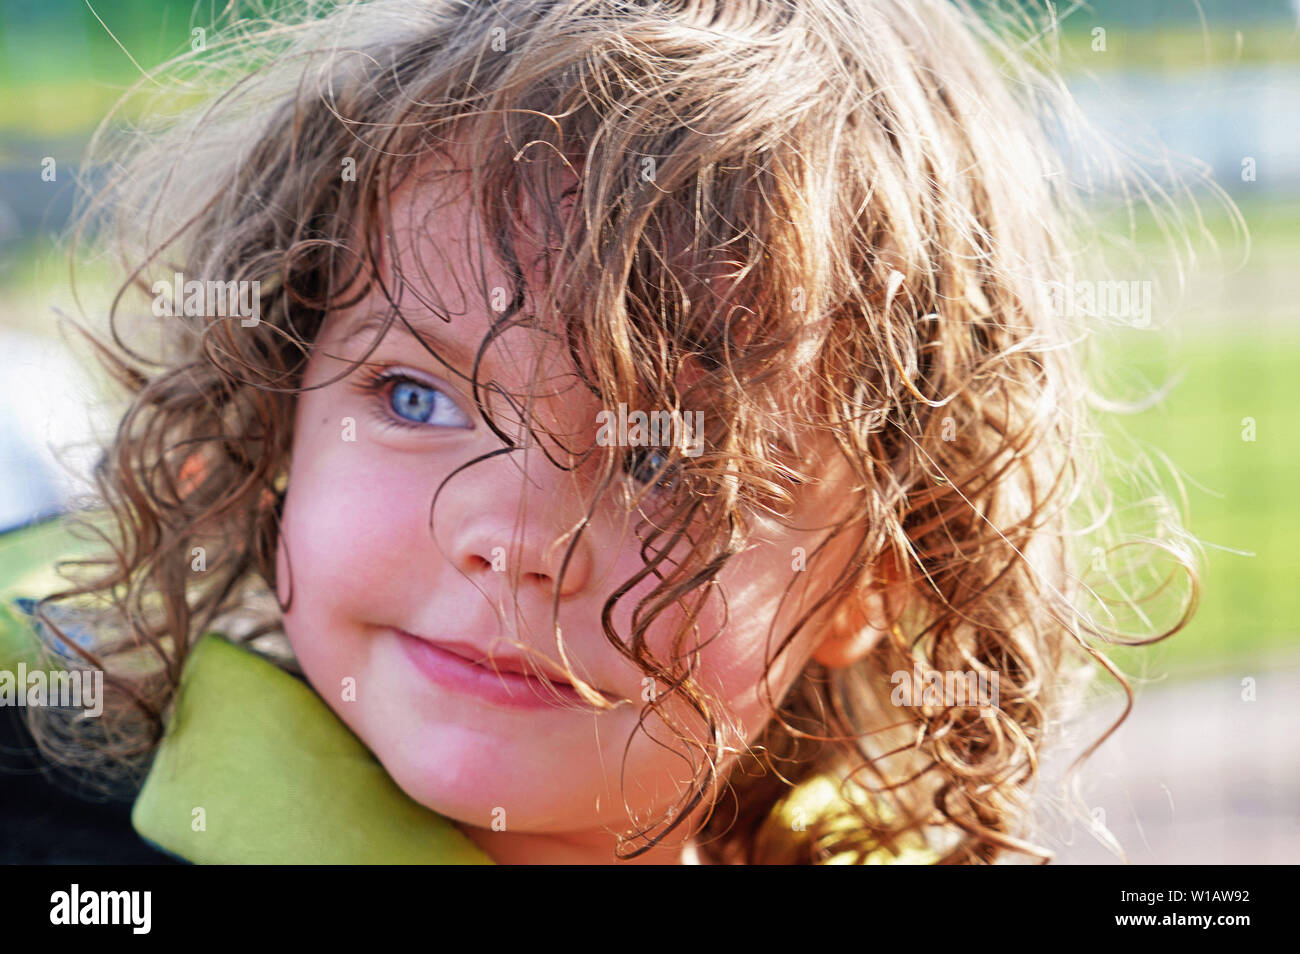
[340,311,483,373]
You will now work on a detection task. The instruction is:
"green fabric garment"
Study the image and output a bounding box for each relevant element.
[0,599,39,671]
[0,516,92,671]
[1,514,938,865]
[0,515,492,865]
[131,631,495,864]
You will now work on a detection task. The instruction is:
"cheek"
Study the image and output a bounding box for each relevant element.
[703,541,838,740]
[697,615,808,746]
[274,402,437,670]
[623,553,815,752]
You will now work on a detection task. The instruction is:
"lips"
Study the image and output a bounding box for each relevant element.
[394,629,619,709]
[426,638,575,687]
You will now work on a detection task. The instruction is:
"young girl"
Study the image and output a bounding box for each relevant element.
[2,0,1199,864]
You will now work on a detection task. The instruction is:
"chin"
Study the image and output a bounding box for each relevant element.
[367,728,605,832]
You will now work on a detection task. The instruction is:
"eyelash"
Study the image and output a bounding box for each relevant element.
[622,447,679,490]
[621,441,805,493]
[768,440,806,486]
[352,366,802,491]
[353,365,472,431]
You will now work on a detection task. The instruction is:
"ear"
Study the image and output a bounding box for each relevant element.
[811,558,902,669]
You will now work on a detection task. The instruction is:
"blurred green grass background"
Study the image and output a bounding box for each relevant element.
[0,0,1296,682]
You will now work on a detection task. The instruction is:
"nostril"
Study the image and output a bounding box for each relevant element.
[463,557,549,586]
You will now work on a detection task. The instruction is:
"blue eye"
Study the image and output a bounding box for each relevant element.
[624,447,679,490]
[391,378,471,427]
[359,367,472,429]
[392,380,433,421]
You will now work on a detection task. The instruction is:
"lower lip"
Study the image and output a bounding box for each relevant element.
[395,629,596,712]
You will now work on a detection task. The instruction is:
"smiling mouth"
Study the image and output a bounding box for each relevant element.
[395,629,622,708]
[436,641,573,686]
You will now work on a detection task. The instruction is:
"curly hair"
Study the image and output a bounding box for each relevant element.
[23,0,1204,864]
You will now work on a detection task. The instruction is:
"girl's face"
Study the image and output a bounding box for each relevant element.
[276,175,865,864]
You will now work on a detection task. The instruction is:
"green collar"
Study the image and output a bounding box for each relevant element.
[1,518,937,865]
[0,520,487,862]
[131,633,495,864]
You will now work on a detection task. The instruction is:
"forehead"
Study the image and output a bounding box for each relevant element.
[321,159,578,385]
[318,152,814,427]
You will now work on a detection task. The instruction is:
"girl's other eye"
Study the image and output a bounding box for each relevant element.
[356,366,473,430]
[623,447,679,490]
[768,438,806,485]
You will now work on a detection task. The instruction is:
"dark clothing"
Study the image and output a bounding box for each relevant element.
[0,705,183,864]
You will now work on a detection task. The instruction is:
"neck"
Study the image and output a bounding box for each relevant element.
[452,820,707,865]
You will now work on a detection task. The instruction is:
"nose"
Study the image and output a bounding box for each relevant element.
[441,448,595,600]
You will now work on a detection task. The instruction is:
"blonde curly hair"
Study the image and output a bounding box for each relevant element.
[25,0,1202,863]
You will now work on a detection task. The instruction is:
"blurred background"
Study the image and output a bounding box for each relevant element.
[0,0,1295,862]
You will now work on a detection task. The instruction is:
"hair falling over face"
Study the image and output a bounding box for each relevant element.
[25,0,1208,864]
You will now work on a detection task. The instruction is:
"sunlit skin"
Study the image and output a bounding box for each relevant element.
[274,169,886,864]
